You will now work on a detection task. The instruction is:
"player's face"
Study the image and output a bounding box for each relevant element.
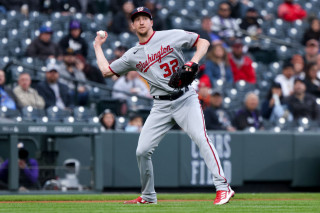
[132,15,153,36]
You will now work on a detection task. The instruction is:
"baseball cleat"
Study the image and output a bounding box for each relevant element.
[123,196,157,204]
[213,188,235,205]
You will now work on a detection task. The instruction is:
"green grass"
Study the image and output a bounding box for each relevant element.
[0,193,319,213]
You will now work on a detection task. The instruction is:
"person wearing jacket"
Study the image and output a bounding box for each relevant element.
[228,38,256,84]
[26,25,62,60]
[204,44,233,85]
[36,63,73,109]
[59,20,88,58]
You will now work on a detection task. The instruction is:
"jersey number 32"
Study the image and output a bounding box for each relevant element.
[160,59,178,78]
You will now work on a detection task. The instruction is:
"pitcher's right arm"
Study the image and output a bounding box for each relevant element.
[93,31,114,78]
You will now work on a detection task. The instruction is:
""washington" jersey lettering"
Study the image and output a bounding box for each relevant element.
[109,29,199,96]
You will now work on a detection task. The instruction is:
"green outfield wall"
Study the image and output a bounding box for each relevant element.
[0,124,320,191]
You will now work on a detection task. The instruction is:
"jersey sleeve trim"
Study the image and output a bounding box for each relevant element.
[139,31,156,45]
[109,66,120,77]
[192,34,200,48]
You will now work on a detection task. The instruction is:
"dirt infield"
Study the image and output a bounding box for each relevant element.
[0,198,315,204]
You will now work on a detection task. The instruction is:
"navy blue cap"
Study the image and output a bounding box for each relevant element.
[39,25,53,34]
[130,7,153,22]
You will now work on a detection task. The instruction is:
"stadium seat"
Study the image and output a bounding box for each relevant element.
[52,30,65,43]
[73,106,97,122]
[126,96,153,113]
[46,106,72,122]
[96,98,126,116]
[21,106,46,122]
[0,38,8,56]
[6,10,23,29]
[0,106,21,119]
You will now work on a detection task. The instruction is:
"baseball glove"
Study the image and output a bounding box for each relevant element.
[168,62,199,89]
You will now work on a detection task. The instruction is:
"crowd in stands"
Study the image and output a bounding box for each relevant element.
[0,0,320,132]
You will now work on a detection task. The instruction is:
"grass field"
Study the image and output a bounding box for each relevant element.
[0,193,319,213]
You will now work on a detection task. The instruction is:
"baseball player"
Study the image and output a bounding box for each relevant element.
[94,7,234,205]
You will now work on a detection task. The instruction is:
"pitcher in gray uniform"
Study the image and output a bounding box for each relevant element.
[94,7,234,205]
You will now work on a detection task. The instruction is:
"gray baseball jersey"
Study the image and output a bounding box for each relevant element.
[109,29,231,202]
[109,30,199,95]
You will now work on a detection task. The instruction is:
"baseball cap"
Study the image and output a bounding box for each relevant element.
[63,47,75,56]
[39,25,53,34]
[130,7,153,22]
[294,77,304,84]
[69,20,81,30]
[46,63,59,72]
[231,38,243,47]
[271,82,282,89]
[210,88,223,96]
[306,39,319,47]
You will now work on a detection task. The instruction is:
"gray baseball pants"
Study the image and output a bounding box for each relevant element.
[136,89,229,202]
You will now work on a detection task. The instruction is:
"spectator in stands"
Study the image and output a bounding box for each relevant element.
[204,44,233,85]
[0,70,18,110]
[261,82,292,123]
[112,71,150,100]
[26,25,62,60]
[304,39,319,64]
[228,38,256,84]
[198,17,222,46]
[58,48,89,106]
[57,0,81,14]
[275,62,295,97]
[125,113,143,132]
[233,92,263,130]
[291,54,305,79]
[109,0,145,15]
[38,0,60,14]
[240,7,262,38]
[77,0,98,15]
[211,1,240,45]
[204,89,235,131]
[13,72,45,110]
[145,0,165,31]
[303,62,320,97]
[302,18,320,46]
[75,54,105,84]
[197,79,211,110]
[278,0,307,22]
[0,147,39,190]
[36,63,73,109]
[99,109,116,131]
[59,20,88,58]
[286,78,319,120]
[228,0,248,19]
[109,1,135,35]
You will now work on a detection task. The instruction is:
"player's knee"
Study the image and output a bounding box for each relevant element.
[136,147,153,158]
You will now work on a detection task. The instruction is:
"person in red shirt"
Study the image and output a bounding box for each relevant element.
[278,0,307,22]
[197,75,212,110]
[228,39,256,84]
